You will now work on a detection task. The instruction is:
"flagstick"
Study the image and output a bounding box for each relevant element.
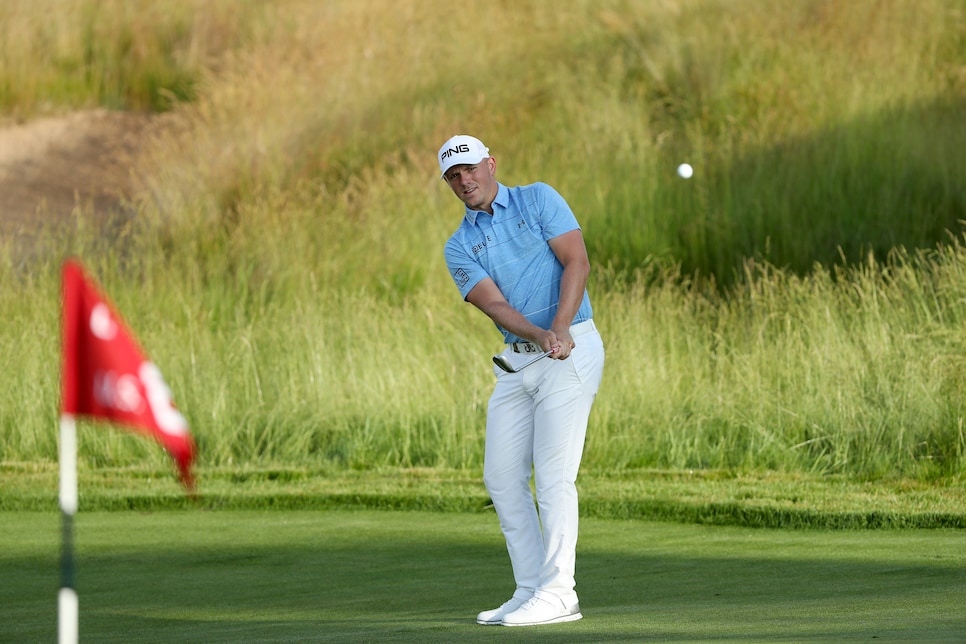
[59,415,78,644]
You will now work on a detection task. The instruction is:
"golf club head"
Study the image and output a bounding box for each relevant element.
[492,354,515,372]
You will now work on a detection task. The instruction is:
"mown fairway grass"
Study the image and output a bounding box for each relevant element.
[2,510,964,642]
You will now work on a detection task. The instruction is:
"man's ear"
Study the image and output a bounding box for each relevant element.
[487,156,497,176]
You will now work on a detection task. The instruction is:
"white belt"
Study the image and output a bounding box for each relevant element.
[509,319,597,353]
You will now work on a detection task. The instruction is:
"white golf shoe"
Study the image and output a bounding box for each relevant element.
[501,595,582,627]
[476,595,530,625]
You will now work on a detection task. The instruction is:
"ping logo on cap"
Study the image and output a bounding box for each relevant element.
[440,143,471,162]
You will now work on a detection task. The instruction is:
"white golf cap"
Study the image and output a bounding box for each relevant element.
[437,135,490,178]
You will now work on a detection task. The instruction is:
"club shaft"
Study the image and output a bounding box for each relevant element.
[493,349,552,372]
[518,350,552,369]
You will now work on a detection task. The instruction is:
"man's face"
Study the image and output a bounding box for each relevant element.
[443,157,497,213]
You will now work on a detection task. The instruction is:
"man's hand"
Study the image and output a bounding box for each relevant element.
[548,328,575,360]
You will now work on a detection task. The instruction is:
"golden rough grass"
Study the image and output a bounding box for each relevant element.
[0,1,963,482]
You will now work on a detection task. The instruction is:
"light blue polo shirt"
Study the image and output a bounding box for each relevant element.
[444,182,593,343]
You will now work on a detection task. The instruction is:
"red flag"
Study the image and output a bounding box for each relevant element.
[61,259,195,490]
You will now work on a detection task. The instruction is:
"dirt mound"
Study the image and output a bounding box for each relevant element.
[0,109,153,258]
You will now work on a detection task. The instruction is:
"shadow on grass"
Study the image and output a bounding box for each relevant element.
[716,98,966,276]
[2,511,963,642]
[590,97,966,287]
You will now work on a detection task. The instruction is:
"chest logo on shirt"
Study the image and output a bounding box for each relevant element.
[471,238,489,255]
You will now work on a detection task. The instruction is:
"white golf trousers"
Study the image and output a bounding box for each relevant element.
[483,320,605,603]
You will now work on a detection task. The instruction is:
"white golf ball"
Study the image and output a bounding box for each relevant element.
[677,163,694,179]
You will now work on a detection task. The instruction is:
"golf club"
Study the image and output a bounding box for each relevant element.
[492,349,552,373]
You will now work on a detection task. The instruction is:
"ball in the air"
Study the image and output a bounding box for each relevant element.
[677,163,694,179]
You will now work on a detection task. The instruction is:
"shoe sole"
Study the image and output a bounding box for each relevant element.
[502,611,582,627]
[476,618,503,625]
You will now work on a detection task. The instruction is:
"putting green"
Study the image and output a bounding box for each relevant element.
[2,510,963,641]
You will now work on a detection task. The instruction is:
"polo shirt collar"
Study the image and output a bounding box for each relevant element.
[463,183,509,226]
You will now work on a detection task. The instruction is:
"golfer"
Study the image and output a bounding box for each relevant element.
[438,135,605,627]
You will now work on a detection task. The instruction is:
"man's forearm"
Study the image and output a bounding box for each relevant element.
[481,301,548,345]
[551,261,589,334]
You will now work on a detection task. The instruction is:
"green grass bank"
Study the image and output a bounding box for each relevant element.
[2,464,963,529]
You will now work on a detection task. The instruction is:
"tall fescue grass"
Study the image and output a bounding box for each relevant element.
[1,0,964,481]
